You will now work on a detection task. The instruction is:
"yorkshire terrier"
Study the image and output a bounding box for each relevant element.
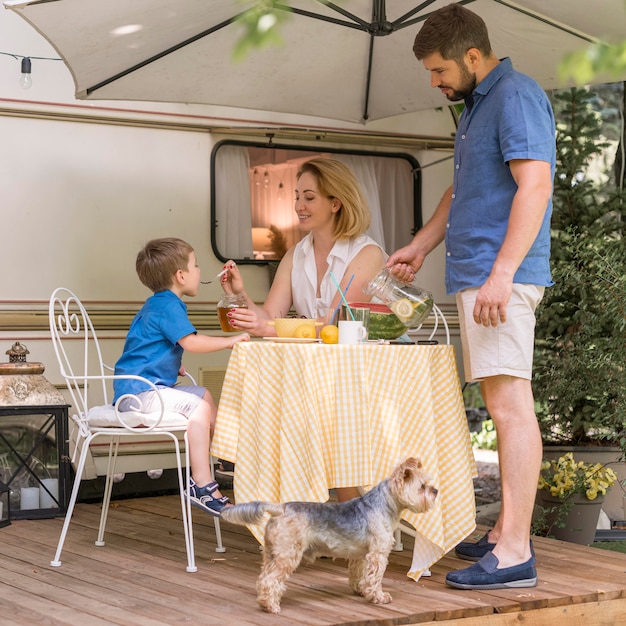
[221,457,437,613]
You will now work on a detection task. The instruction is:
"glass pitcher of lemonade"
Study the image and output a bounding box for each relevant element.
[363,269,433,328]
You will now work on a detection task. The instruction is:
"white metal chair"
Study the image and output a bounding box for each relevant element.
[48,287,224,573]
[406,303,451,344]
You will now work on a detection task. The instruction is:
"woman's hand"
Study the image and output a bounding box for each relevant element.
[221,260,245,295]
[220,259,280,336]
[227,307,272,337]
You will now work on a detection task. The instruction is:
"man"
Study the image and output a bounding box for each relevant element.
[387,4,555,590]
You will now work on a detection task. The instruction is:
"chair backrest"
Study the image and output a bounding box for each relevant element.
[49,288,189,434]
[49,287,111,419]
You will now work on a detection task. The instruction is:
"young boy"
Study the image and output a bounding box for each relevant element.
[113,237,249,516]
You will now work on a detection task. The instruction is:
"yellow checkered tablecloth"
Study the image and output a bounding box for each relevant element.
[212,341,477,581]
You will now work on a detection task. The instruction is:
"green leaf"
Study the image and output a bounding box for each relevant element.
[232,1,292,62]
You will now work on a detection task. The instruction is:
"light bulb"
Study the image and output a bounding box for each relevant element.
[277,181,285,203]
[20,57,32,90]
[263,171,270,189]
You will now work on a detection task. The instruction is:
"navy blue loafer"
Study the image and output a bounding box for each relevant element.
[446,552,537,590]
[455,533,536,562]
[454,532,496,561]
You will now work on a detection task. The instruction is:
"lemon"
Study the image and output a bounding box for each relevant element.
[320,324,339,344]
[294,324,315,339]
[390,298,415,323]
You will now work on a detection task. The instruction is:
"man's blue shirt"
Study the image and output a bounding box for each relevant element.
[445,57,556,294]
[113,290,196,403]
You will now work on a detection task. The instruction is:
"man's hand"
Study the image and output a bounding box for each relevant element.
[473,275,513,326]
[386,242,425,283]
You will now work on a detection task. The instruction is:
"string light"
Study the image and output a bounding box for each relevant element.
[0,51,63,90]
[19,57,32,90]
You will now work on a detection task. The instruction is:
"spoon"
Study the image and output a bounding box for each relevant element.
[201,268,227,285]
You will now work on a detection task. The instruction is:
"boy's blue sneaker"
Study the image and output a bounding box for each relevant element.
[186,478,230,517]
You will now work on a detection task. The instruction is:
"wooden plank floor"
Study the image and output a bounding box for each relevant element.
[1,493,626,625]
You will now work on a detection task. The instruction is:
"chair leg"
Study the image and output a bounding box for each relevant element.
[51,435,92,567]
[177,433,197,572]
[393,528,404,551]
[96,437,120,547]
[210,455,225,553]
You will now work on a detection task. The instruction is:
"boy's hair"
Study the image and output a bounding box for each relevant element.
[413,3,492,63]
[136,237,194,292]
[297,158,371,240]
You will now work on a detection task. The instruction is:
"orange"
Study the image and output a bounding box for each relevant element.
[294,324,315,339]
[320,324,339,344]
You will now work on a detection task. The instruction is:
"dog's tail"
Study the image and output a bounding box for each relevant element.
[221,501,285,525]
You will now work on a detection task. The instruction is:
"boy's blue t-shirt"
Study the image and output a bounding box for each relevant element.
[113,290,196,403]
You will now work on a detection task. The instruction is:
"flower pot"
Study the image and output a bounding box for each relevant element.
[536,491,604,545]
[542,446,625,521]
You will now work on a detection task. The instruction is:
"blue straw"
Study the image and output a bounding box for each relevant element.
[330,274,355,323]
[330,272,355,321]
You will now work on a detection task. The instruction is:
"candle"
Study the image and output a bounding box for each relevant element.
[40,478,59,508]
[20,487,40,510]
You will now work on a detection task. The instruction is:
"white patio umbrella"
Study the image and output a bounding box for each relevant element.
[5,0,626,124]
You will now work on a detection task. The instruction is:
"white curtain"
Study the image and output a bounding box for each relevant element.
[337,154,415,253]
[336,154,386,248]
[214,145,254,259]
[376,157,416,251]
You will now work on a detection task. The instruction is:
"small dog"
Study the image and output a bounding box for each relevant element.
[221,457,437,613]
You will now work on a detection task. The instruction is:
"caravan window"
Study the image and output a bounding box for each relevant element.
[210,140,421,264]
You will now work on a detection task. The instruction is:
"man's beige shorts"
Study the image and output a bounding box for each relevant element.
[456,284,545,382]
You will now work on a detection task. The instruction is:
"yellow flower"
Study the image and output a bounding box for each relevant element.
[537,453,618,502]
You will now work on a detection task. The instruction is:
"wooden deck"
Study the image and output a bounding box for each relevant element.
[2,493,626,625]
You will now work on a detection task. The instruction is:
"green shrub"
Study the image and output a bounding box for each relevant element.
[470,419,497,451]
[533,86,626,451]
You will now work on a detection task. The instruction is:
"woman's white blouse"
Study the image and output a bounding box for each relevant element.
[291,233,385,319]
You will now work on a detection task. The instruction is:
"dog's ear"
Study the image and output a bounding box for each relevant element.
[400,457,420,481]
[404,457,422,470]
[392,457,423,484]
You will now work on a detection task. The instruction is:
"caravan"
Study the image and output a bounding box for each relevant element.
[0,7,460,496]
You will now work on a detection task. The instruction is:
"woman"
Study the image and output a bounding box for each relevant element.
[221,157,386,336]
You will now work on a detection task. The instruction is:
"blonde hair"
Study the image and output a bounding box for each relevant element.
[136,237,194,292]
[298,158,371,240]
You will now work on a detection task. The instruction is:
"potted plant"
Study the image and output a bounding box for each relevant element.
[534,452,618,544]
[532,85,626,520]
[266,224,288,284]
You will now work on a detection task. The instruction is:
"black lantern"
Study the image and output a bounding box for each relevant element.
[0,479,10,527]
[0,342,70,519]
